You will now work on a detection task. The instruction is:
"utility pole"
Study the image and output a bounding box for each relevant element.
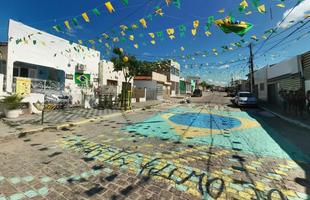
[249,43,255,93]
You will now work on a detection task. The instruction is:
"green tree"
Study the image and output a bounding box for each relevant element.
[199,81,208,91]
[110,47,141,84]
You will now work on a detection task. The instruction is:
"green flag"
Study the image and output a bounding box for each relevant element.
[72,18,78,26]
[92,8,101,16]
[52,25,62,32]
[121,0,128,5]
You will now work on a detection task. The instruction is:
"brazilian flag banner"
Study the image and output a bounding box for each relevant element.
[75,73,91,85]
[215,16,253,37]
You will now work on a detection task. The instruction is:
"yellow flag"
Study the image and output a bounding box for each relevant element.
[150,40,156,45]
[219,8,225,13]
[193,20,199,28]
[132,24,138,29]
[134,44,139,49]
[257,4,266,13]
[129,35,134,41]
[276,3,285,8]
[64,20,71,30]
[169,35,175,40]
[262,35,267,40]
[191,29,197,36]
[251,35,257,40]
[105,2,115,13]
[120,25,128,31]
[139,18,147,28]
[82,12,90,22]
[113,37,119,42]
[121,31,126,36]
[205,31,212,37]
[155,8,164,16]
[240,0,248,8]
[166,28,175,35]
[180,46,185,51]
[148,33,155,38]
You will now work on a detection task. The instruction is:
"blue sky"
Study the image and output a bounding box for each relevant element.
[0,0,309,85]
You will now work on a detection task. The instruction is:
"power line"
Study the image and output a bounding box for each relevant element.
[259,19,310,56]
[254,1,301,55]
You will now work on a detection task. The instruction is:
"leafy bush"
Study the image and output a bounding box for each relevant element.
[0,94,23,110]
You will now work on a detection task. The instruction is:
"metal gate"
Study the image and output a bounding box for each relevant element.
[302,51,310,80]
[156,83,164,100]
[268,84,277,104]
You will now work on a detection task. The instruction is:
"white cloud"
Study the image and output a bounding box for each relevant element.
[219,64,230,69]
[278,0,310,29]
[208,79,213,82]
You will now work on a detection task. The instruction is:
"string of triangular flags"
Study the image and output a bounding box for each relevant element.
[52,0,182,33]
[77,0,296,51]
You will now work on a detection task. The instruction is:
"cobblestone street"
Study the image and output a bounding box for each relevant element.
[0,93,310,200]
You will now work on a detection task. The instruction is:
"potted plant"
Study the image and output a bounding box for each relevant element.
[1,94,23,119]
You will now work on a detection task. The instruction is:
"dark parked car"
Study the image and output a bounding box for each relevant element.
[191,89,202,97]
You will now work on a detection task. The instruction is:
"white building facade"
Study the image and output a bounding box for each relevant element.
[4,19,100,105]
[254,66,268,101]
[98,60,133,95]
[134,72,171,100]
[267,56,302,104]
[169,60,180,96]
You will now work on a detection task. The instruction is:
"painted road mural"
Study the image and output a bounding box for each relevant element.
[1,104,309,200]
[125,105,310,162]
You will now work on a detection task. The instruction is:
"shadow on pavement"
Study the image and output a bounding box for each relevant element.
[242,107,310,197]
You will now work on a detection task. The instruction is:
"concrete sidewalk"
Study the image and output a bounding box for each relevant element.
[0,100,165,139]
[259,102,310,130]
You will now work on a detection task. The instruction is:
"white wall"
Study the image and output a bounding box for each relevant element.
[133,80,158,100]
[267,56,300,79]
[99,60,133,94]
[254,66,268,101]
[170,60,180,83]
[6,19,100,104]
[0,74,3,94]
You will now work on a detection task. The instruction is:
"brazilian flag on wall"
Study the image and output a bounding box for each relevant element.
[75,73,90,85]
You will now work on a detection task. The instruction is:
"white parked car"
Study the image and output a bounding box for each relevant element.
[234,91,257,107]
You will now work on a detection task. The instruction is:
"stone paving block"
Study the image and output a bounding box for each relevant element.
[24,189,39,198]
[37,187,49,196]
[8,193,25,200]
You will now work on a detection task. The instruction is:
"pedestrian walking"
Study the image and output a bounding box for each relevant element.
[288,90,294,114]
[297,89,305,116]
[279,90,286,113]
[282,90,288,113]
[293,90,299,115]
[306,90,310,114]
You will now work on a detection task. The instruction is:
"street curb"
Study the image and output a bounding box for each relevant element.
[259,106,310,131]
[13,103,164,139]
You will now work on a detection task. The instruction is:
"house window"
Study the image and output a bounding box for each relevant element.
[260,83,265,91]
[20,68,29,77]
[13,68,19,76]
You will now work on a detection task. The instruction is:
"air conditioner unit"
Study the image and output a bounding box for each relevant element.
[76,64,86,71]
